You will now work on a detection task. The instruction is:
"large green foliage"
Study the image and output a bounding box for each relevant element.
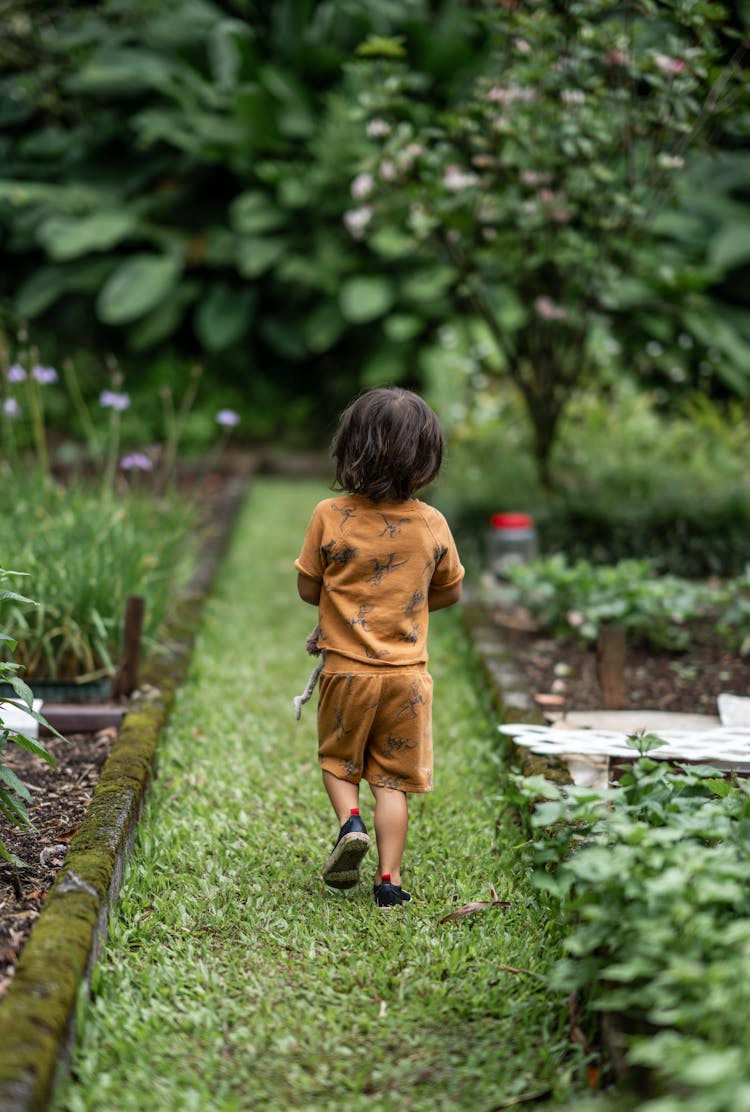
[0,1,748,454]
[0,0,485,425]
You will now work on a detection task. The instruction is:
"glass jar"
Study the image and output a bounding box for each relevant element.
[487,512,538,578]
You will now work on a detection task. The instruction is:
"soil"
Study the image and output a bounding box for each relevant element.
[0,728,116,998]
[491,607,749,714]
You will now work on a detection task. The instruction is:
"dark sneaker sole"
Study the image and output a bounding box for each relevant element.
[322,832,370,889]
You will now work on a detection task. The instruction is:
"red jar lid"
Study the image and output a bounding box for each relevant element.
[490,512,534,530]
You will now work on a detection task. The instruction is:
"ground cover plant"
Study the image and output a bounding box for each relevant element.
[53,479,594,1111]
[508,746,750,1110]
[502,555,750,654]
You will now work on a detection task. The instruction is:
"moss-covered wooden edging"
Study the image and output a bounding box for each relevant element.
[0,470,251,1112]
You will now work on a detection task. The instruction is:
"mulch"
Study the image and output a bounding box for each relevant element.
[0,728,116,998]
[492,609,749,715]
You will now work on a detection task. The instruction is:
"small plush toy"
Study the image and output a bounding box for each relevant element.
[294,624,325,720]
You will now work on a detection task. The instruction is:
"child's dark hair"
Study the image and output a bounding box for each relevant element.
[333,387,445,502]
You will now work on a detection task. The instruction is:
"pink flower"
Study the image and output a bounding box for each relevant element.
[8,363,26,383]
[350,173,374,200]
[366,118,391,139]
[379,159,397,181]
[534,296,568,322]
[658,153,685,170]
[3,397,20,417]
[521,171,551,187]
[485,83,535,105]
[567,610,585,628]
[514,38,531,54]
[343,206,373,239]
[653,53,686,76]
[215,409,240,428]
[443,165,479,191]
[606,48,630,67]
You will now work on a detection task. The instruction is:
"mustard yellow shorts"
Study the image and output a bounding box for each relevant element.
[317,660,433,794]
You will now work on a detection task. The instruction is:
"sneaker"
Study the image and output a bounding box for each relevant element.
[373,881,412,909]
[322,814,370,889]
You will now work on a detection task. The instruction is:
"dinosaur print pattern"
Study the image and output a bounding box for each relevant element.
[378,513,411,538]
[321,539,358,566]
[366,552,408,586]
[316,669,434,794]
[295,493,463,668]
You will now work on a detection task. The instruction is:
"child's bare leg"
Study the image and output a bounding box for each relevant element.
[370,784,408,886]
[322,769,359,826]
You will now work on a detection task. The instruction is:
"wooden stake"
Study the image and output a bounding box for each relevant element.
[112,595,145,698]
[596,625,626,708]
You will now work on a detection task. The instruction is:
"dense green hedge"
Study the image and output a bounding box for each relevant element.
[535,488,750,578]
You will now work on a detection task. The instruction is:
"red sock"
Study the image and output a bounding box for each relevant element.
[350,807,360,816]
[381,873,391,883]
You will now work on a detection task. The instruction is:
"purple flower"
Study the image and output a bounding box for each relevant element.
[3,398,21,418]
[120,452,153,472]
[215,408,240,428]
[100,390,131,411]
[31,364,58,385]
[8,363,26,383]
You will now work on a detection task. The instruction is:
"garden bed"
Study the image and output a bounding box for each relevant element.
[494,612,748,715]
[0,729,117,997]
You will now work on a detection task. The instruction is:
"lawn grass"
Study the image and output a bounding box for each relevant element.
[54,478,589,1111]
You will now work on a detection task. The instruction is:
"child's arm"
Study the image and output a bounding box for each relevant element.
[428,581,462,612]
[297,572,322,606]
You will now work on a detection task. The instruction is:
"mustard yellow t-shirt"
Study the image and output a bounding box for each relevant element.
[295,494,464,667]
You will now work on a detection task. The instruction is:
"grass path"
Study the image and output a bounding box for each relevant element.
[54,479,584,1111]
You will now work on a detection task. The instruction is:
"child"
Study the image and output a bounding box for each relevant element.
[295,387,464,909]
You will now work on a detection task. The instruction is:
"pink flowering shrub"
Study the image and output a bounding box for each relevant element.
[343,1,747,483]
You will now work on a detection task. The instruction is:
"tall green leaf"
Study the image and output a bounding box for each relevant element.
[96,253,183,324]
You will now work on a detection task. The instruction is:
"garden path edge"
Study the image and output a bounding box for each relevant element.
[0,468,252,1112]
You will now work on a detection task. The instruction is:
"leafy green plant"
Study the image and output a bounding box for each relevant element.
[0,0,486,427]
[509,751,750,1108]
[0,570,59,865]
[503,554,722,650]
